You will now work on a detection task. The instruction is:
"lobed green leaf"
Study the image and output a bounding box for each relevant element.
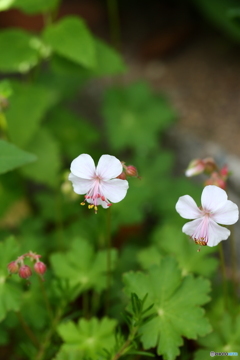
[0,29,39,73]
[0,140,36,174]
[123,257,212,360]
[43,16,96,69]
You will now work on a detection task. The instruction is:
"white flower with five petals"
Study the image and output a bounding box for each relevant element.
[69,154,129,212]
[176,185,239,247]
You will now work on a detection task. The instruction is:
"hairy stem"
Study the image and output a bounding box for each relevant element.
[107,0,121,49]
[111,326,138,360]
[218,243,228,310]
[34,307,63,360]
[16,311,40,348]
[105,207,112,313]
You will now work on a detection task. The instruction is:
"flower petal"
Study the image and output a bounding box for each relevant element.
[182,218,203,237]
[201,185,227,211]
[100,179,129,203]
[70,154,96,179]
[175,195,202,219]
[85,197,109,208]
[69,173,94,194]
[212,200,239,225]
[207,219,230,247]
[96,155,123,180]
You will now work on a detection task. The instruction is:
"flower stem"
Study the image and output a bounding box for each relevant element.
[111,326,138,360]
[16,311,40,348]
[218,243,228,310]
[106,207,112,313]
[83,291,89,318]
[107,0,121,49]
[34,307,63,360]
[229,226,238,298]
[38,276,54,322]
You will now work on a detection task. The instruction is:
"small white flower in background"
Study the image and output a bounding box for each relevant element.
[69,154,129,213]
[175,185,239,247]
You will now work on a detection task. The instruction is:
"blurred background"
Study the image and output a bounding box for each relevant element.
[1,0,240,156]
[1,1,240,359]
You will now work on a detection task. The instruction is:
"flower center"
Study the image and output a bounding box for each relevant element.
[192,209,212,246]
[80,176,111,213]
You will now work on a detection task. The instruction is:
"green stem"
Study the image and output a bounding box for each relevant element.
[111,326,138,360]
[105,207,112,313]
[38,277,54,322]
[83,291,89,318]
[218,243,228,310]
[229,226,238,297]
[34,307,63,360]
[16,311,40,348]
[107,0,121,49]
[55,192,64,251]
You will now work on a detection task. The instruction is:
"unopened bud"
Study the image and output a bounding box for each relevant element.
[125,165,138,177]
[220,165,230,179]
[205,172,226,190]
[19,265,32,279]
[117,172,127,180]
[185,159,205,177]
[34,261,47,276]
[7,261,19,274]
[203,157,217,174]
[185,157,217,177]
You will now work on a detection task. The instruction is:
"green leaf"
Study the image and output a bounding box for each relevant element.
[50,37,126,79]
[92,38,126,75]
[50,238,118,294]
[0,80,12,98]
[52,348,85,360]
[0,140,36,174]
[111,151,174,228]
[57,317,117,358]
[45,107,100,159]
[0,29,39,73]
[43,16,96,69]
[102,82,176,154]
[150,223,218,277]
[194,313,240,360]
[123,257,212,360]
[0,282,22,322]
[0,0,14,11]
[0,236,20,273]
[137,245,162,270]
[0,236,22,321]
[12,0,60,14]
[193,0,240,41]
[20,128,61,187]
[6,82,58,147]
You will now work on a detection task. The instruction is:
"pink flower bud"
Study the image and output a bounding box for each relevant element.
[117,172,127,180]
[125,165,138,177]
[7,261,19,274]
[19,265,32,279]
[220,165,230,179]
[185,159,205,177]
[203,157,217,174]
[204,172,226,190]
[185,157,217,177]
[34,261,47,275]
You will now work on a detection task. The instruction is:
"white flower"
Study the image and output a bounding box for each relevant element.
[69,154,129,212]
[175,185,239,247]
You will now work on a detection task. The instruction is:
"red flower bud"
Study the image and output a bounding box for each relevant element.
[204,172,226,190]
[7,261,19,274]
[125,165,138,177]
[34,261,47,275]
[117,172,127,180]
[19,265,32,279]
[220,165,229,179]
